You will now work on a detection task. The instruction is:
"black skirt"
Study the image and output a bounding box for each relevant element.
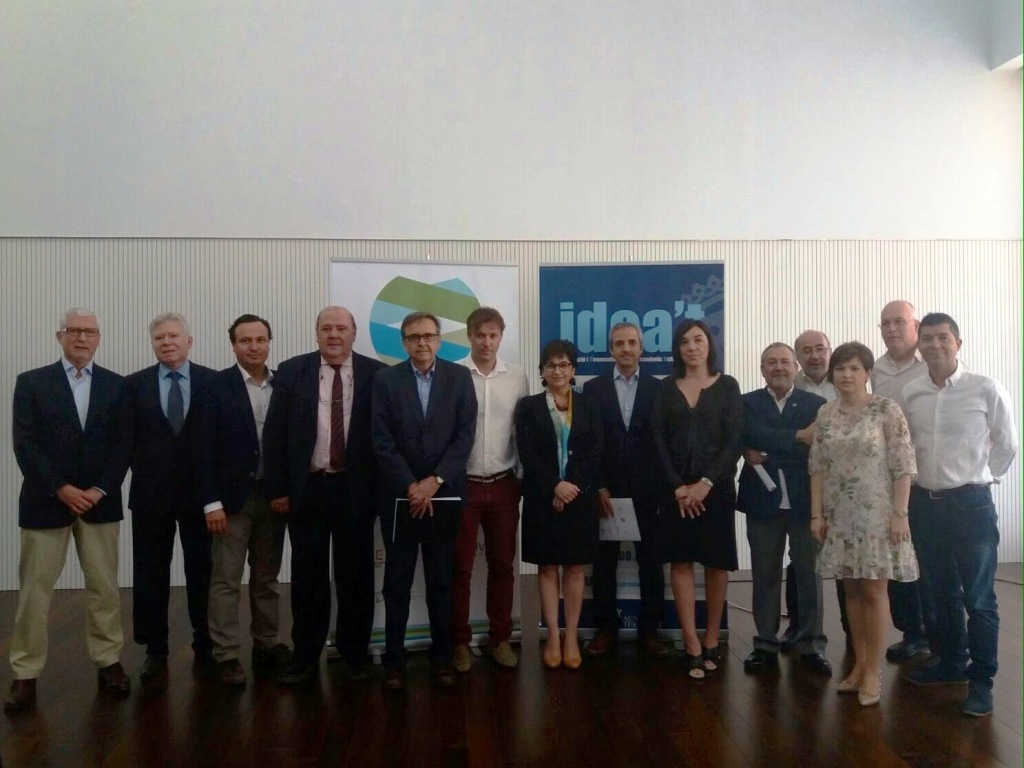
[658,481,738,570]
[521,490,600,566]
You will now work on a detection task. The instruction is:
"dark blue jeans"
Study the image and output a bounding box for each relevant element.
[910,485,999,686]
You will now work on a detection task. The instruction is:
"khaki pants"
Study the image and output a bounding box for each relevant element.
[10,519,123,679]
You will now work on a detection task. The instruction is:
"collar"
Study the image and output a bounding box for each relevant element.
[463,356,507,376]
[320,355,351,369]
[613,365,640,383]
[410,359,436,378]
[159,360,190,380]
[237,362,273,384]
[766,385,794,402]
[62,357,94,376]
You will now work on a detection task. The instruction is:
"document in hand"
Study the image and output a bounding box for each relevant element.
[392,497,462,544]
[599,498,642,541]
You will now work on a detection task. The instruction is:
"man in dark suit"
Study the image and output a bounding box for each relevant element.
[582,322,667,658]
[125,312,219,682]
[263,306,385,684]
[372,311,478,691]
[737,342,830,674]
[203,314,291,686]
[6,308,132,711]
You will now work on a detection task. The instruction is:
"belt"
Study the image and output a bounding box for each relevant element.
[309,469,345,480]
[918,483,989,500]
[467,469,514,485]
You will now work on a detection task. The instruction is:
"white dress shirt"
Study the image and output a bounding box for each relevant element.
[898,364,1018,490]
[871,351,927,400]
[62,356,93,430]
[794,371,836,403]
[459,356,529,477]
[311,356,353,472]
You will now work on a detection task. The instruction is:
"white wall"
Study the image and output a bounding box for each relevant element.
[1,1,1020,239]
[0,240,1019,591]
[990,0,1024,69]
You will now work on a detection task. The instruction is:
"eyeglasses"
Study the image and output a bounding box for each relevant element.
[543,362,573,372]
[879,319,909,329]
[403,333,439,344]
[61,327,100,338]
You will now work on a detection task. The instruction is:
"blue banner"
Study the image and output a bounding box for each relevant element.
[539,263,725,377]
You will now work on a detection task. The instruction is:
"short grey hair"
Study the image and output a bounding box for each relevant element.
[59,307,99,331]
[609,322,642,341]
[761,342,797,363]
[149,312,191,337]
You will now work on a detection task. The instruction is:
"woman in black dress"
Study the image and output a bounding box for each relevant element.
[652,320,743,678]
[516,340,602,670]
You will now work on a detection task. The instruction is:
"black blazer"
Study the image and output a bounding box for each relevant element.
[371,358,477,505]
[12,361,130,528]
[515,390,603,504]
[124,361,219,513]
[582,370,660,510]
[203,365,271,516]
[736,387,826,521]
[262,350,385,512]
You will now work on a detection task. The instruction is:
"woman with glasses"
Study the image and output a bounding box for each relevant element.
[515,340,602,670]
[652,320,743,679]
[809,342,918,706]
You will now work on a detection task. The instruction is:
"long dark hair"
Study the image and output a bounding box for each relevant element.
[671,319,720,378]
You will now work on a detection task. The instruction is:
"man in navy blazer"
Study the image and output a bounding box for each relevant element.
[582,322,667,658]
[737,342,830,674]
[372,311,478,690]
[7,308,132,711]
[202,314,291,686]
[263,306,386,684]
[124,312,219,682]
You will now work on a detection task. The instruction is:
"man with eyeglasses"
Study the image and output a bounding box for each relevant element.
[124,312,220,683]
[263,306,385,684]
[7,309,132,711]
[872,301,931,665]
[372,311,477,691]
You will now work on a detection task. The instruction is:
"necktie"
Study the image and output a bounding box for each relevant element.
[167,371,185,435]
[329,365,346,470]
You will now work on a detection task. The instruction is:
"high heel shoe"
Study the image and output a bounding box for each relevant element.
[543,632,562,669]
[684,653,706,680]
[562,633,582,670]
[701,645,721,673]
[858,671,881,706]
[836,677,859,693]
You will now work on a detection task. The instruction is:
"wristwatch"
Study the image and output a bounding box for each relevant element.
[434,474,445,486]
[700,477,714,489]
[893,508,909,518]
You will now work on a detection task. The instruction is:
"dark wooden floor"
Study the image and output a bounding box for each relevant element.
[0,565,1020,768]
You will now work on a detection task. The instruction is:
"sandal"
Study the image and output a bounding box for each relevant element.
[685,653,706,680]
[702,645,720,673]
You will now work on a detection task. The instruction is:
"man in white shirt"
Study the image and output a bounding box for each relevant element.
[451,308,529,672]
[872,301,931,664]
[898,312,1018,718]
[791,329,848,646]
[203,315,291,686]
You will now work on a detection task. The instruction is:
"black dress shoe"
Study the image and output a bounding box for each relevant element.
[97,662,131,694]
[278,664,318,685]
[802,652,833,676]
[252,643,293,667]
[346,661,372,682]
[140,654,168,681]
[586,630,617,657]
[743,649,779,671]
[4,679,36,712]
[384,666,405,691]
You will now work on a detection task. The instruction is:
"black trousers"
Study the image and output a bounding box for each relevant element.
[131,490,211,655]
[287,472,376,669]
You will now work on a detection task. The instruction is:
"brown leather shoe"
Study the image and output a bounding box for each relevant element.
[4,679,37,712]
[433,663,456,688]
[586,630,617,656]
[384,666,405,692]
[97,662,131,694]
[218,659,247,687]
[639,635,669,658]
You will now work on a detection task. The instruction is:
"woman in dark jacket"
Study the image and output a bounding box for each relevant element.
[516,340,602,670]
[652,320,743,679]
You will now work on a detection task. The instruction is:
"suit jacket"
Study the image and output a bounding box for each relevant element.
[203,365,272,516]
[515,390,603,504]
[124,361,219,513]
[736,387,826,521]
[582,369,660,511]
[12,361,130,528]
[263,350,385,512]
[371,358,478,505]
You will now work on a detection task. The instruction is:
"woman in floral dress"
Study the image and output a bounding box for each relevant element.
[809,342,918,707]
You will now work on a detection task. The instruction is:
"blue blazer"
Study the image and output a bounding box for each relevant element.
[736,387,826,521]
[12,361,130,528]
[262,350,386,514]
[371,358,477,506]
[124,361,219,513]
[203,365,270,516]
[581,370,660,511]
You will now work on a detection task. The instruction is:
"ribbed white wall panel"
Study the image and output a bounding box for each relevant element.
[0,239,1019,589]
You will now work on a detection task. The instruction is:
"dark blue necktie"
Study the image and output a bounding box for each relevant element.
[167,371,185,435]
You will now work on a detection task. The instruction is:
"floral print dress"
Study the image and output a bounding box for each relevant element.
[809,395,920,581]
